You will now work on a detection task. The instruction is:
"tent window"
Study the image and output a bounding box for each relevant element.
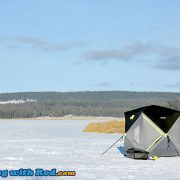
[134,126,140,144]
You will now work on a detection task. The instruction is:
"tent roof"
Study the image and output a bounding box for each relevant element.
[125,105,180,133]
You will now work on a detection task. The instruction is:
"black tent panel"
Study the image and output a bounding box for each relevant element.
[143,105,180,133]
[125,105,180,133]
[124,106,145,132]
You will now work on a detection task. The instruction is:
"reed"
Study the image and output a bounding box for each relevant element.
[83,120,125,134]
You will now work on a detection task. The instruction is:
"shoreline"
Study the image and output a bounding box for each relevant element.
[0,116,124,121]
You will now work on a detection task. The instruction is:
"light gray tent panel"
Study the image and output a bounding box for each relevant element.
[126,113,162,151]
[150,136,178,157]
[124,136,134,153]
[168,117,180,153]
[142,114,162,151]
[125,114,144,150]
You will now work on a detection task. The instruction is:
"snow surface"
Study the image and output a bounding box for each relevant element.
[0,120,180,180]
[0,99,36,104]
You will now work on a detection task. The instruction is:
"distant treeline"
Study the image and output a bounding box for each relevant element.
[0,91,180,118]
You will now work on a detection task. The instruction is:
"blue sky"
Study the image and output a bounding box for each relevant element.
[0,0,180,92]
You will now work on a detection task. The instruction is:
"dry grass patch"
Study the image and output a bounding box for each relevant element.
[83,120,125,134]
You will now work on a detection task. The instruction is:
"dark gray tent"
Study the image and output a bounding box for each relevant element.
[124,105,180,159]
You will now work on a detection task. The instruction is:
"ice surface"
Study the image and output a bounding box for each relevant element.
[0,120,180,180]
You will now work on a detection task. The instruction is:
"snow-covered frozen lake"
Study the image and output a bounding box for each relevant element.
[0,120,180,180]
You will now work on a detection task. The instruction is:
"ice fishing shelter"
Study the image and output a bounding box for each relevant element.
[124,105,180,159]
